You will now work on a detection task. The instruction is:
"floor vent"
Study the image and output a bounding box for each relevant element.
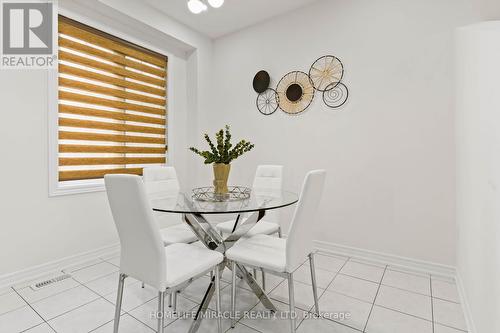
[30,274,72,290]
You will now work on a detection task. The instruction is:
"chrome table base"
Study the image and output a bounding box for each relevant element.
[183,210,277,333]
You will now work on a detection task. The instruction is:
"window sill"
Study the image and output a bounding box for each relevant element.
[49,179,106,197]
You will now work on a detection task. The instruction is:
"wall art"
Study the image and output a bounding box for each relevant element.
[253,55,349,115]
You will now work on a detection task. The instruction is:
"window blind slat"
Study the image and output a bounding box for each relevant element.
[60,51,165,87]
[60,157,165,166]
[59,64,165,97]
[59,37,166,78]
[59,77,165,106]
[59,168,144,181]
[59,19,166,67]
[59,131,165,144]
[59,91,165,116]
[59,118,165,135]
[59,105,166,125]
[59,145,166,154]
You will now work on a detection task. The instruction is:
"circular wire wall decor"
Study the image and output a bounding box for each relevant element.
[323,82,349,108]
[256,88,279,115]
[276,71,315,115]
[192,186,251,202]
[308,55,344,92]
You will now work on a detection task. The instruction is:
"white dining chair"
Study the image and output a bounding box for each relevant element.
[216,165,284,238]
[105,174,224,333]
[143,166,198,245]
[225,170,326,333]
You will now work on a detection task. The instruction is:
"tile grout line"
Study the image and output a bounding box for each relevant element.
[316,256,350,298]
[323,289,376,306]
[100,257,120,268]
[430,275,435,333]
[432,295,461,305]
[378,281,432,298]
[62,258,110,274]
[294,256,352,330]
[19,322,57,333]
[237,321,265,333]
[0,288,31,318]
[362,264,388,333]
[374,304,434,323]
[433,321,468,332]
[12,287,57,333]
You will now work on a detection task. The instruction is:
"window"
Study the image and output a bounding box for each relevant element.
[56,16,167,186]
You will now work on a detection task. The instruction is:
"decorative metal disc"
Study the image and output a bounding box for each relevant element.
[252,70,270,93]
[256,88,279,115]
[276,71,314,115]
[308,55,344,92]
[322,82,349,108]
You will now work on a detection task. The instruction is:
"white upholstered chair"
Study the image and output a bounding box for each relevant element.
[225,170,326,333]
[105,174,224,333]
[143,166,198,245]
[216,165,284,237]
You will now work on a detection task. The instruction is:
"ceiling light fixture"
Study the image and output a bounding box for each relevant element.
[207,0,224,8]
[187,0,223,14]
[187,0,207,14]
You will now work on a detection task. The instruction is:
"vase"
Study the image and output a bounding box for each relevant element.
[213,163,231,197]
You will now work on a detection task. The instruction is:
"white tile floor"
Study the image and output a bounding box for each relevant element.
[0,252,468,333]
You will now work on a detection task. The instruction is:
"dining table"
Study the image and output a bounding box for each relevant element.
[150,187,298,333]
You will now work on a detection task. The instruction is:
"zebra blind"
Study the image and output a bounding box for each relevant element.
[57,16,167,182]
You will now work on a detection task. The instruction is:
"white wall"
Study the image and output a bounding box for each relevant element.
[0,0,213,276]
[202,0,480,265]
[455,21,500,333]
[479,0,500,20]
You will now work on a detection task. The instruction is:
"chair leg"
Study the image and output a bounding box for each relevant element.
[215,265,222,333]
[287,273,296,333]
[277,227,282,238]
[168,294,172,307]
[172,291,178,313]
[141,282,145,289]
[157,291,165,333]
[261,269,266,291]
[253,268,258,279]
[113,273,126,333]
[308,253,320,315]
[231,261,237,328]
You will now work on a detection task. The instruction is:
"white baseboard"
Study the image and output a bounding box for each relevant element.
[455,271,476,333]
[313,240,456,277]
[0,243,120,289]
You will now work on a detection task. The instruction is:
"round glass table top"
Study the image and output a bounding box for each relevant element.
[151,189,298,214]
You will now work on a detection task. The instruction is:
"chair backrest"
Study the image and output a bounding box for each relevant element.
[104,174,167,290]
[252,165,283,223]
[252,165,283,190]
[143,166,180,197]
[143,166,182,228]
[286,170,326,272]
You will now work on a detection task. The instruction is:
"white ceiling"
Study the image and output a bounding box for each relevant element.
[143,0,321,39]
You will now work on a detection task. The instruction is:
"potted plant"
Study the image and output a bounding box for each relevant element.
[190,125,254,196]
